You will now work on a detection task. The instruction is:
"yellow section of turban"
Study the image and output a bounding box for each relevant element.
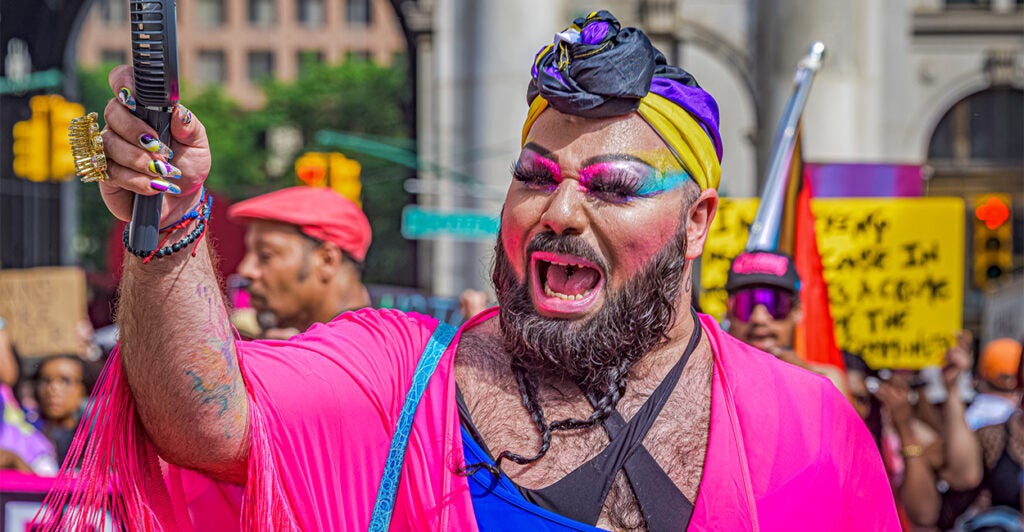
[521,94,721,191]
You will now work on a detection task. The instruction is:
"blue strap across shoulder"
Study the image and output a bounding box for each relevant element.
[368,322,458,532]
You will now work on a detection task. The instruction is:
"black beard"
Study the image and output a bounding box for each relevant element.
[492,228,689,393]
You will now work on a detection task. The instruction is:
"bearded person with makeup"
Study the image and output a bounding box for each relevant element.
[41,11,897,531]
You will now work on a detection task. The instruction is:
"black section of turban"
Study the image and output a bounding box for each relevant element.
[527,10,704,119]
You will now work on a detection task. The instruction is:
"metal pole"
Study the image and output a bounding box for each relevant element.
[746,42,825,252]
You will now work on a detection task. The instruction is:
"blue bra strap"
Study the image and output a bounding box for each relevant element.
[368,322,458,532]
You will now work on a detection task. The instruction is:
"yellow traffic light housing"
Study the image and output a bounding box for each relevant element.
[328,152,362,206]
[12,94,87,182]
[972,194,1013,290]
[295,152,329,187]
[295,151,362,206]
[48,95,86,180]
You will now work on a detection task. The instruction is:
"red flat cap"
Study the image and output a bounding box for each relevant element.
[228,187,372,262]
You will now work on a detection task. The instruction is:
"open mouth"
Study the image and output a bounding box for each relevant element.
[531,251,604,315]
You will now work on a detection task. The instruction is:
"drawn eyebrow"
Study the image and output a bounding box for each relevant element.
[581,153,655,169]
[522,142,557,162]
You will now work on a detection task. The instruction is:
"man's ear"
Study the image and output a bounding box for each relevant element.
[315,242,344,282]
[685,187,719,260]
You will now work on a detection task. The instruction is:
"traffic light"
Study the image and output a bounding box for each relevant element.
[11,94,86,182]
[48,95,86,180]
[294,151,363,206]
[327,152,362,206]
[12,97,50,182]
[295,152,329,187]
[972,193,1013,290]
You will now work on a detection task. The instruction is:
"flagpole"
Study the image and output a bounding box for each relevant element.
[746,42,826,252]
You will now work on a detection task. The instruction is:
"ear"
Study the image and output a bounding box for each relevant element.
[684,187,719,260]
[315,242,344,282]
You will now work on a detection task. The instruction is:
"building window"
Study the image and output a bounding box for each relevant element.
[248,51,275,82]
[346,0,372,26]
[248,0,276,26]
[99,0,127,24]
[297,50,325,77]
[197,50,227,84]
[100,49,128,65]
[197,0,227,27]
[929,88,1024,164]
[297,0,325,26]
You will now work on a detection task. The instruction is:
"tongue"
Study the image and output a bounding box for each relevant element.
[546,264,600,295]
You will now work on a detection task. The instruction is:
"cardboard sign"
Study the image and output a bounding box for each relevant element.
[701,198,964,369]
[0,267,87,357]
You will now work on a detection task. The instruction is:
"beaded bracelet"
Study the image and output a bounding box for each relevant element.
[123,188,213,263]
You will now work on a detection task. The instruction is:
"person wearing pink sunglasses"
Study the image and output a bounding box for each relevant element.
[724,250,850,395]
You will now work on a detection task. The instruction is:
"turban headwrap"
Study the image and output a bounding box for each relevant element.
[522,11,723,191]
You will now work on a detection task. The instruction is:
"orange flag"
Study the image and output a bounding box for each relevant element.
[780,130,845,370]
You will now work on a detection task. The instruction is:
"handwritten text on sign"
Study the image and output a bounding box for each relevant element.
[700,198,964,369]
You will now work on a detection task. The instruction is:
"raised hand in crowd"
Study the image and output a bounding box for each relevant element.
[876,372,943,527]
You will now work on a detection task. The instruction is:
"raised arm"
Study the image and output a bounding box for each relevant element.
[101,66,248,483]
[939,331,983,489]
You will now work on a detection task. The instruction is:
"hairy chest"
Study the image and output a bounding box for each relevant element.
[455,333,713,529]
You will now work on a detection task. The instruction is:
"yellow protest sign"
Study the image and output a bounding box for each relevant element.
[700,197,964,369]
[814,198,963,369]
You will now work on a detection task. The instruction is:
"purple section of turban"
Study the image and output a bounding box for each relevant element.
[581,21,610,45]
[649,77,724,162]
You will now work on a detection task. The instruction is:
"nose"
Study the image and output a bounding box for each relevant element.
[539,180,588,236]
[748,304,773,325]
[237,251,259,282]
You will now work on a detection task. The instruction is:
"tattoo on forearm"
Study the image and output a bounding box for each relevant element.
[183,281,244,438]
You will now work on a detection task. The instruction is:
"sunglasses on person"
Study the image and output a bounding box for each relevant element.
[728,286,796,322]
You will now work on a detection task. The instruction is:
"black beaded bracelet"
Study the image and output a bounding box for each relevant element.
[123,191,213,262]
[122,219,207,258]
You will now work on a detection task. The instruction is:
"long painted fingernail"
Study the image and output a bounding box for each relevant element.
[118,88,137,111]
[139,134,173,159]
[148,180,180,194]
[177,104,192,126]
[149,179,181,194]
[148,159,182,179]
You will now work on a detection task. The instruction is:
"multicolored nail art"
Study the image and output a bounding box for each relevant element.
[118,88,137,111]
[139,134,173,159]
[149,179,181,194]
[148,160,182,179]
[177,104,192,126]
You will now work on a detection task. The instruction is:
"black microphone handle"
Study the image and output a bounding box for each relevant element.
[127,106,172,252]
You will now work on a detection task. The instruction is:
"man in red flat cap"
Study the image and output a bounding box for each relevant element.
[228,186,372,338]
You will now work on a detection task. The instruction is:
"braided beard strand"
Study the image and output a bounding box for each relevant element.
[490,227,689,467]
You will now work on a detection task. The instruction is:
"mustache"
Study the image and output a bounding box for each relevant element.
[526,233,608,274]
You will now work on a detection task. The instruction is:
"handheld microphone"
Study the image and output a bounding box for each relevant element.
[127,0,180,252]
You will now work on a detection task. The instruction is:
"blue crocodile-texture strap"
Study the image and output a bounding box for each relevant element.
[368,322,457,532]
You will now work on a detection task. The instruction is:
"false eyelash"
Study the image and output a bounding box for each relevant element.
[586,172,648,204]
[509,160,557,189]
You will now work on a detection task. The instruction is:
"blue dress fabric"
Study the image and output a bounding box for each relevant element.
[460,427,607,531]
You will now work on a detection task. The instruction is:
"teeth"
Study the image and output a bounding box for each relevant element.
[543,284,591,301]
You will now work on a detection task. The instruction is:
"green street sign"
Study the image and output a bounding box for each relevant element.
[401,206,499,241]
[0,69,62,95]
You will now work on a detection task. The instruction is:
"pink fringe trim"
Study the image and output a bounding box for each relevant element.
[33,345,298,530]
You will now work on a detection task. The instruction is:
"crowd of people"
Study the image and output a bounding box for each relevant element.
[721,249,1023,531]
[0,9,1019,531]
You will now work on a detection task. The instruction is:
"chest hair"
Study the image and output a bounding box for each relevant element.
[454,323,713,531]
